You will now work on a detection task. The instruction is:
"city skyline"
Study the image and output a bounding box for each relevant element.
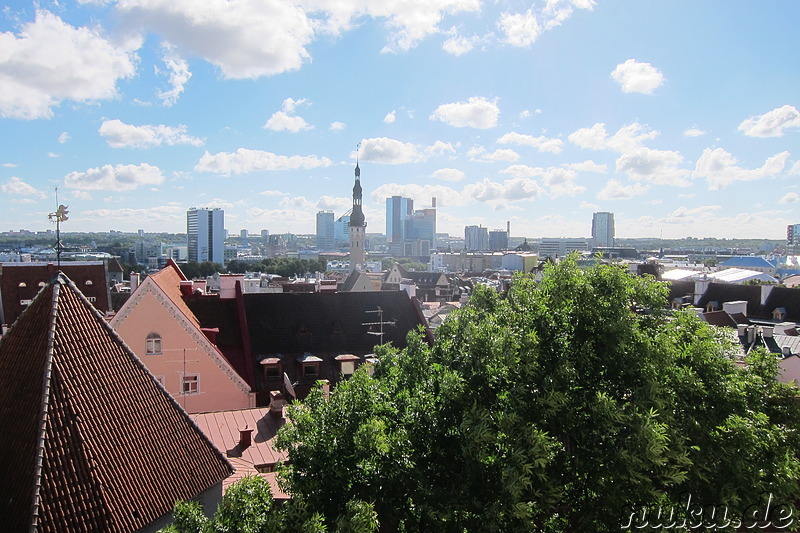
[1,1,799,239]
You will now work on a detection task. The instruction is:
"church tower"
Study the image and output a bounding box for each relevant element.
[349,159,366,271]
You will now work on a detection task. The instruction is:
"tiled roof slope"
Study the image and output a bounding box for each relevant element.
[243,290,428,355]
[147,259,200,329]
[0,274,232,533]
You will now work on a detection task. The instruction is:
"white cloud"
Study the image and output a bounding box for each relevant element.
[58,131,70,144]
[481,149,520,162]
[279,195,316,210]
[683,128,706,138]
[1,177,48,199]
[99,119,204,148]
[780,192,800,204]
[117,0,313,79]
[384,110,396,124]
[432,168,466,182]
[359,137,425,164]
[568,122,658,152]
[596,179,649,200]
[430,96,499,129]
[497,131,563,154]
[464,177,544,203]
[0,10,138,119]
[615,147,691,186]
[264,98,312,132]
[264,111,312,132]
[693,148,789,190]
[371,182,466,206]
[563,160,607,173]
[738,105,800,138]
[500,164,584,197]
[330,121,346,131]
[426,141,457,155]
[157,46,191,106]
[195,149,332,175]
[497,10,541,47]
[64,163,165,191]
[317,195,351,211]
[81,205,185,226]
[442,32,476,56]
[610,59,664,94]
[791,161,800,176]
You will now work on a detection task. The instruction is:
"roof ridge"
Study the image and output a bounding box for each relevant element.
[55,273,236,472]
[29,277,60,531]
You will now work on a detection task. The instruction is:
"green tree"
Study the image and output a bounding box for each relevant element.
[276,258,800,532]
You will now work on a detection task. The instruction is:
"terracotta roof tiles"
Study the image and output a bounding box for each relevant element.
[0,273,232,532]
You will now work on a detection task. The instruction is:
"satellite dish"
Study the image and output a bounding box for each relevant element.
[283,372,296,400]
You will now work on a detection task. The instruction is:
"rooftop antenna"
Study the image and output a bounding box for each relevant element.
[48,187,69,269]
[363,307,396,345]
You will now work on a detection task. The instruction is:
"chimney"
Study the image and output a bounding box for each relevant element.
[737,324,748,337]
[238,425,253,448]
[762,326,774,338]
[180,280,193,296]
[747,325,756,344]
[130,272,140,292]
[269,390,284,418]
[201,327,218,345]
[319,379,330,401]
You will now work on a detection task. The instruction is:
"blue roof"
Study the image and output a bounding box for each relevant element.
[720,256,776,269]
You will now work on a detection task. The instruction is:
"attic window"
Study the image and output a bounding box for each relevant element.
[38,281,46,287]
[85,280,93,286]
[774,307,787,321]
[18,282,26,287]
[261,357,282,380]
[303,364,319,378]
[145,332,162,355]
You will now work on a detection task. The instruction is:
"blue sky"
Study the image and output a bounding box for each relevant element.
[1,0,798,239]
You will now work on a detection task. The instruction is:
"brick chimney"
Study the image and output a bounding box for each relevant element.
[239,425,254,448]
[269,390,284,418]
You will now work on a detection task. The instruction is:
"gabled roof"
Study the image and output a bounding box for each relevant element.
[404,271,449,287]
[339,270,375,292]
[147,259,198,328]
[0,273,232,532]
[701,310,737,328]
[762,286,800,323]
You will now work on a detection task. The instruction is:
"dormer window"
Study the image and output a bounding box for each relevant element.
[335,354,360,379]
[773,307,787,321]
[261,357,282,380]
[298,352,322,380]
[85,280,93,286]
[145,332,162,355]
[18,282,26,287]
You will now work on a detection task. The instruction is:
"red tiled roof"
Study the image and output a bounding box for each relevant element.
[193,407,288,497]
[0,273,232,532]
[147,259,200,329]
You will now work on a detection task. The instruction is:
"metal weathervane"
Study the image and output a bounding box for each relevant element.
[48,187,69,268]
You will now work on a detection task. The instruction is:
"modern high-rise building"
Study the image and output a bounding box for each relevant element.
[489,230,509,251]
[464,225,489,251]
[386,196,414,243]
[316,211,335,250]
[349,162,366,271]
[187,208,224,264]
[591,212,615,248]
[334,214,350,245]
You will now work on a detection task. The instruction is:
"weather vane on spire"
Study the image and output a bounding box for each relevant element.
[48,187,69,268]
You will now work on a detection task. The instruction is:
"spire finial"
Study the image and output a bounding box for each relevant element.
[355,142,361,179]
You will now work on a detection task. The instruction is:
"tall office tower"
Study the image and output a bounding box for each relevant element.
[386,196,414,243]
[316,211,335,250]
[240,229,248,246]
[489,230,509,251]
[464,225,489,251]
[592,212,615,247]
[349,162,366,271]
[334,214,351,245]
[187,208,224,264]
[788,224,800,245]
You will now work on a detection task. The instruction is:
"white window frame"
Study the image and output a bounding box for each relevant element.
[145,332,162,355]
[182,374,200,395]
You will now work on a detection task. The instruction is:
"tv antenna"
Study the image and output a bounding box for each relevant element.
[363,307,395,345]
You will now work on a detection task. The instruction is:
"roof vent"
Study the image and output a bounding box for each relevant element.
[239,426,254,448]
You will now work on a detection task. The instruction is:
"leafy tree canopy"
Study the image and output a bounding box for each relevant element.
[276,258,800,532]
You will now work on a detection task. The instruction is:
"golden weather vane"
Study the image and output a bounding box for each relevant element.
[48,187,69,268]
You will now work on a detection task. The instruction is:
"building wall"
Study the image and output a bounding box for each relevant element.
[188,208,224,264]
[592,212,615,248]
[112,285,252,414]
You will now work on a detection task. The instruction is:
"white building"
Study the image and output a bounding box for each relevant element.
[187,208,224,264]
[592,212,615,247]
